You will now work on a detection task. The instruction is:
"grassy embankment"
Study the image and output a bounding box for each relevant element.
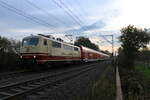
[135,63,150,78]
[134,62,150,99]
[120,62,150,100]
[75,66,116,100]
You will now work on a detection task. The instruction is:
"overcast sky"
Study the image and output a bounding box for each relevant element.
[0,0,149,52]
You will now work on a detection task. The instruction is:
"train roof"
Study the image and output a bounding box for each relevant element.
[22,35,80,49]
[22,35,110,57]
[80,46,110,57]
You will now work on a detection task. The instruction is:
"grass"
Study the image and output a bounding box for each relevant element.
[117,62,150,100]
[134,63,150,79]
[126,62,150,99]
[75,66,116,100]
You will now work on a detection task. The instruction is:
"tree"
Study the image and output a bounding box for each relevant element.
[74,37,99,51]
[119,25,150,68]
[136,49,150,62]
[0,36,13,53]
[0,36,19,71]
[10,39,21,54]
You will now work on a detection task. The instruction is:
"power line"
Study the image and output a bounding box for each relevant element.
[72,0,88,25]
[56,0,114,52]
[99,34,114,54]
[0,1,56,31]
[58,0,84,25]
[51,0,82,26]
[101,35,112,44]
[71,0,114,46]
[24,0,69,27]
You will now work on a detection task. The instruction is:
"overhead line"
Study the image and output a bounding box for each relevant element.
[101,35,112,44]
[0,1,56,31]
[51,0,82,26]
[72,0,113,45]
[58,0,84,25]
[72,0,88,25]
[24,0,69,27]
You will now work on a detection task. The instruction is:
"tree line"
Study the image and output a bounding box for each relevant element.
[0,36,20,71]
[0,26,149,71]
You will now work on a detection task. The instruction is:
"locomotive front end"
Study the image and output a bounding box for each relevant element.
[20,36,45,65]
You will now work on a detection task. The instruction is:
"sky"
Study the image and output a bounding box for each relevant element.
[0,0,150,52]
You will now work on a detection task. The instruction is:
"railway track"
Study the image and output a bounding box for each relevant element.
[0,70,29,81]
[0,64,96,100]
[0,63,94,82]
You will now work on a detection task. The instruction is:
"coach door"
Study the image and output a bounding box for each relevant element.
[85,51,88,62]
[43,39,48,53]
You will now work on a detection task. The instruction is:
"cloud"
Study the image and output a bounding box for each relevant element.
[105,0,150,30]
[65,20,106,34]
[0,0,126,51]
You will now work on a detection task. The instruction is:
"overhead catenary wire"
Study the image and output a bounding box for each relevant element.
[24,0,69,27]
[72,0,114,48]
[51,0,82,26]
[58,0,84,26]
[54,0,116,51]
[101,35,112,44]
[0,0,115,48]
[0,1,56,31]
[72,0,89,25]
[51,0,93,36]
[63,0,85,23]
[74,0,88,17]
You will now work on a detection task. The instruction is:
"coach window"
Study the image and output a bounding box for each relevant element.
[43,39,47,46]
[52,41,61,48]
[74,47,78,51]
[63,44,73,50]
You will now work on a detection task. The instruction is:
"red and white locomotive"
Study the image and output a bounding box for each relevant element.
[20,34,110,67]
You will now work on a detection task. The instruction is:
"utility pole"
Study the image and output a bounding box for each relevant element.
[112,35,114,56]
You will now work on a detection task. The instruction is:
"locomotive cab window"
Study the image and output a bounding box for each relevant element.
[43,39,47,45]
[22,38,39,46]
[52,41,61,48]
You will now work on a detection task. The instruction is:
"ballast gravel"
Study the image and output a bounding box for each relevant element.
[26,61,111,100]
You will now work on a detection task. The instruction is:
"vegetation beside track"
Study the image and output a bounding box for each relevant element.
[135,63,150,78]
[0,36,20,71]
[134,63,150,99]
[117,25,150,100]
[75,66,116,100]
[119,62,150,100]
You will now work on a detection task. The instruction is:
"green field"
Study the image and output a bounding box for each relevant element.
[135,63,150,79]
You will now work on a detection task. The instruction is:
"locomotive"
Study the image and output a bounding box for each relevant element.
[20,34,110,67]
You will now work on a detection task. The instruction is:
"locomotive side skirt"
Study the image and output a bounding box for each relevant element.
[21,53,81,64]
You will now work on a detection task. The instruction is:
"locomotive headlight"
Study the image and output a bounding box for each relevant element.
[33,56,36,58]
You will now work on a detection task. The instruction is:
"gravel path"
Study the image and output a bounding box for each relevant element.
[26,61,111,100]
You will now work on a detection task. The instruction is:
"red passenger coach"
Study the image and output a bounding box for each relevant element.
[80,46,109,62]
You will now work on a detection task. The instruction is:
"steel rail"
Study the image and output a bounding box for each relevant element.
[0,64,96,100]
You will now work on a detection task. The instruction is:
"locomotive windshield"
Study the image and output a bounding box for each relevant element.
[22,38,39,46]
